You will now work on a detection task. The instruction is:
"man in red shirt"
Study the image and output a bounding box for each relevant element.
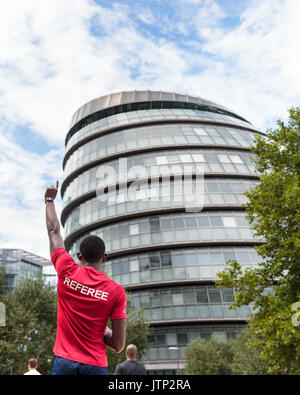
[45,181,127,375]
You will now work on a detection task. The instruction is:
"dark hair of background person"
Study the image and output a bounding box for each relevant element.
[28,358,38,369]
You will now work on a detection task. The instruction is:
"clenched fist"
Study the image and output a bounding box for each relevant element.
[45,180,59,201]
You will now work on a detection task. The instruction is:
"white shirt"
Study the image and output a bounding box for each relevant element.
[24,369,41,375]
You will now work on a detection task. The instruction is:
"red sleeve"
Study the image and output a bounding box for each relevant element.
[51,248,77,277]
[111,285,127,320]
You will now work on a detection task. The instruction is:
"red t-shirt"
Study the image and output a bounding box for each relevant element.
[51,248,127,367]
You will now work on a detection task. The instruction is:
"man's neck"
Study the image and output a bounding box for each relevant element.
[80,262,102,271]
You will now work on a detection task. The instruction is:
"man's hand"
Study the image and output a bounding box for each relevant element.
[104,326,113,343]
[45,180,59,201]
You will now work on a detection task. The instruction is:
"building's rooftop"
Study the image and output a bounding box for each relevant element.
[0,248,51,267]
[69,90,247,130]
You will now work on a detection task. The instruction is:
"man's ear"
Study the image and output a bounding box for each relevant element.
[102,253,108,263]
[77,252,82,261]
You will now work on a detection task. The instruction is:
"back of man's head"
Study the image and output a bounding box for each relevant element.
[79,235,105,264]
[126,344,138,360]
[28,358,38,369]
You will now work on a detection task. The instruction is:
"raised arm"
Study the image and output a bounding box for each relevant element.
[45,181,65,255]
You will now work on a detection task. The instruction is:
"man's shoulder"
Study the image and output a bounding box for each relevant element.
[51,248,76,266]
[116,360,132,368]
[117,360,128,368]
[51,247,69,259]
[122,360,146,373]
[51,248,77,276]
[124,360,145,368]
[115,360,130,373]
[103,274,126,294]
[24,370,41,375]
[115,360,127,374]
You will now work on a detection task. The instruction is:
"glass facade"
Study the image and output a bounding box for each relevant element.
[144,324,245,362]
[68,211,258,255]
[62,91,263,373]
[63,181,257,236]
[63,146,257,182]
[99,246,262,287]
[63,156,257,206]
[0,249,51,293]
[64,122,257,176]
[67,100,253,144]
[66,109,257,152]
[131,285,255,323]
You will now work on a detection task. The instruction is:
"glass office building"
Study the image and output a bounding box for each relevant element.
[0,249,51,293]
[61,90,263,374]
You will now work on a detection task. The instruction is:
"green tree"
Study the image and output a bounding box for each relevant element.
[182,336,233,375]
[0,269,6,328]
[182,329,269,375]
[230,328,269,375]
[217,107,300,374]
[0,268,5,296]
[0,275,57,375]
[106,292,152,374]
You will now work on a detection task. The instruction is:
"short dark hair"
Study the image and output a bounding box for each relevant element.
[28,358,38,369]
[79,235,105,264]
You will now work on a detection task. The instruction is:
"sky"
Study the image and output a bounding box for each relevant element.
[0,0,299,260]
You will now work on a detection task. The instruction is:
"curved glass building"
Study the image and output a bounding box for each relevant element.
[61,90,263,374]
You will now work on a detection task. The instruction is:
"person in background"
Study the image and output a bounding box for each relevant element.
[114,344,147,375]
[24,358,41,375]
[45,181,127,375]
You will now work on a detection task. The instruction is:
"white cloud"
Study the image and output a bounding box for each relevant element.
[136,8,156,25]
[0,125,64,259]
[0,0,298,139]
[193,0,226,38]
[0,0,191,144]
[199,0,300,126]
